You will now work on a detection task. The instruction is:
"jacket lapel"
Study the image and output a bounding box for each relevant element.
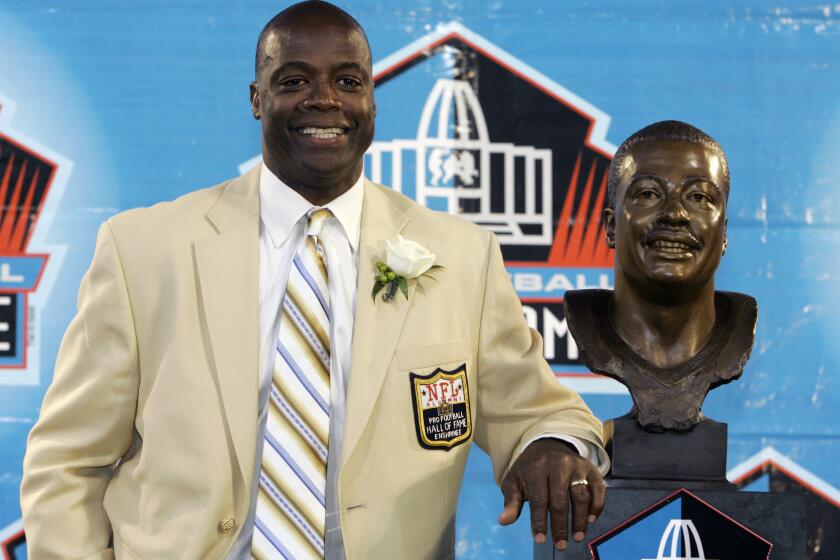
[193,165,261,499]
[341,182,411,469]
[192,173,414,492]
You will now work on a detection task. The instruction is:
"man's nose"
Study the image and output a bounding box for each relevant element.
[302,79,341,111]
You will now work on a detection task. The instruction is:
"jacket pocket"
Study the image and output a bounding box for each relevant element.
[395,337,470,372]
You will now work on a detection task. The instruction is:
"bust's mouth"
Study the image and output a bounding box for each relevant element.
[648,239,697,254]
[643,230,703,255]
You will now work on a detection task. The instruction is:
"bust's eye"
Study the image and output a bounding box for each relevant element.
[687,192,711,204]
[628,188,662,209]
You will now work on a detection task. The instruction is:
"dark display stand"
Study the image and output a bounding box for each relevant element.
[534,417,810,559]
[534,486,807,560]
[605,416,732,488]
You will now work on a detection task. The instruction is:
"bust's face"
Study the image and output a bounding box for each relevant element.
[606,139,727,294]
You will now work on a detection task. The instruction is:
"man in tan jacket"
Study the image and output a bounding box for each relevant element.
[21,2,607,558]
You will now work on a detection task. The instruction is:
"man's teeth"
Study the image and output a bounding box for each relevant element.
[651,240,694,253]
[299,127,344,139]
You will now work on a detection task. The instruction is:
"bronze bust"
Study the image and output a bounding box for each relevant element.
[565,121,757,433]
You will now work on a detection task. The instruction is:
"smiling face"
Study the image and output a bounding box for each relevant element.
[605,139,727,296]
[250,16,375,201]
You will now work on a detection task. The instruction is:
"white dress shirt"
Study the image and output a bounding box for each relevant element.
[229,163,607,559]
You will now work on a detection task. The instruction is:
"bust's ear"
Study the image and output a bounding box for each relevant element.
[604,208,616,248]
[722,218,728,256]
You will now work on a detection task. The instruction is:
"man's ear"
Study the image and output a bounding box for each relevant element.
[250,82,261,120]
[604,208,616,248]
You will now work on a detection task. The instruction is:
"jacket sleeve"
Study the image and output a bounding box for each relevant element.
[472,233,605,484]
[21,221,140,559]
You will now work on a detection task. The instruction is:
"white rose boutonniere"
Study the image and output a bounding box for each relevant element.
[373,235,443,302]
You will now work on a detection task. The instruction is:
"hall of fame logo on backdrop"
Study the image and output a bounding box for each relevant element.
[368,23,621,394]
[240,23,624,393]
[0,93,71,385]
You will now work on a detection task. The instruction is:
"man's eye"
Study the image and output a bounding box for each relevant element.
[337,77,362,88]
[687,192,711,203]
[279,77,306,87]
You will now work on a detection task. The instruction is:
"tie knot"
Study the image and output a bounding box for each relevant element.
[306,208,332,237]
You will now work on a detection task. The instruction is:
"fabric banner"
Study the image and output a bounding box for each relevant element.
[1,1,838,557]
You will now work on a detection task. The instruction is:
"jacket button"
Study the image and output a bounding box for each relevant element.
[218,517,236,534]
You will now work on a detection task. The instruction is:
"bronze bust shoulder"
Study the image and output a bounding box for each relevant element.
[565,289,756,431]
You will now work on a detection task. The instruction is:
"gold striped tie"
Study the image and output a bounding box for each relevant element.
[253,208,332,560]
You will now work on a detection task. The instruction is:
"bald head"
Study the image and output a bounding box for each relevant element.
[255,1,371,79]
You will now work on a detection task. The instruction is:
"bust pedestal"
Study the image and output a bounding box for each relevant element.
[605,415,732,489]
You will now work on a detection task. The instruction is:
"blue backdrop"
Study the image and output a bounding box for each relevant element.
[1,1,838,557]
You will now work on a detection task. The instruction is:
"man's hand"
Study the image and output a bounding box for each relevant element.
[498,439,606,551]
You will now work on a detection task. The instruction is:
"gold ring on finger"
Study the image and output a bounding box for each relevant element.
[570,479,589,487]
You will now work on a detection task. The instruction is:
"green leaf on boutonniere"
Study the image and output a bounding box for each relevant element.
[372,280,386,302]
[420,264,444,283]
[398,276,408,299]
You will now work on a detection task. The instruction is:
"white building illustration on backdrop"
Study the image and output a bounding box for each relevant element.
[365,78,554,246]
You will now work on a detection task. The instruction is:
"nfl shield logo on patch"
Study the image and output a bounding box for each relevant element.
[410,365,472,450]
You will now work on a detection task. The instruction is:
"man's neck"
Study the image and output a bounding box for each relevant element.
[264,160,362,206]
[611,277,716,369]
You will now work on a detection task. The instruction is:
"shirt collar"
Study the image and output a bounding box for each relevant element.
[259,163,365,252]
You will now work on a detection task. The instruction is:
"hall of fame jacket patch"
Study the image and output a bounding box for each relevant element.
[409,364,472,450]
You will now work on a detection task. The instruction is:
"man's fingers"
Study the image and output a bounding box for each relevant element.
[569,474,592,541]
[496,441,608,550]
[498,478,524,525]
[527,475,550,544]
[587,469,606,522]
[548,467,570,550]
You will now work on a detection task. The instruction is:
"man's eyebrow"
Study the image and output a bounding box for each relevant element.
[333,62,370,76]
[270,61,370,79]
[272,61,315,76]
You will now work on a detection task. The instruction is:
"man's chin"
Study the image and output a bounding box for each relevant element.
[290,159,364,190]
[300,160,358,179]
